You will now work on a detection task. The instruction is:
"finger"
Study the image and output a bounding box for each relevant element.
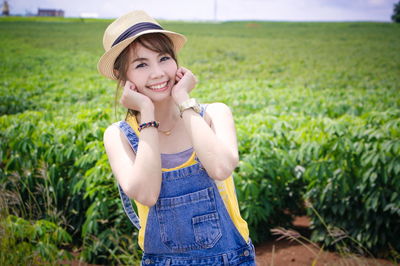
[176,71,183,79]
[124,80,131,88]
[177,67,185,76]
[122,80,132,90]
[175,73,183,82]
[128,81,137,91]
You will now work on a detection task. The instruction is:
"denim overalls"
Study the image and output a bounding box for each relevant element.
[116,107,256,266]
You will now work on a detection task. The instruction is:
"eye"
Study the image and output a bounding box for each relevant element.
[135,62,146,69]
[160,56,171,62]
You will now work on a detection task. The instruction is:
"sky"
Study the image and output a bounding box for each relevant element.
[6,0,399,22]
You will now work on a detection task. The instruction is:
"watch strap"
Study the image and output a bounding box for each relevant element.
[178,98,201,117]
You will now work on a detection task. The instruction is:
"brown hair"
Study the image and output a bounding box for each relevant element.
[113,33,178,116]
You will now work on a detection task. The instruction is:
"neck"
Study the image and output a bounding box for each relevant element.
[152,97,180,127]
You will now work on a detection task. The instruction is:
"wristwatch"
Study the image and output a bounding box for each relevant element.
[178,98,201,117]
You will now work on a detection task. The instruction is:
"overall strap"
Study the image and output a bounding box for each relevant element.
[115,121,141,230]
[118,120,139,152]
[117,184,141,230]
[199,103,208,117]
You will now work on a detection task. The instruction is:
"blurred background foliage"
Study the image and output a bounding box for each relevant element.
[0,17,399,264]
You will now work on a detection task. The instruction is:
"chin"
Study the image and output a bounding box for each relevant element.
[150,92,172,103]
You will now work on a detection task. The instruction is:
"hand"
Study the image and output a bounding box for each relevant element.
[120,80,154,113]
[172,67,198,105]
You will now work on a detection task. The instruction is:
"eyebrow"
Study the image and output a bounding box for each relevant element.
[131,57,147,64]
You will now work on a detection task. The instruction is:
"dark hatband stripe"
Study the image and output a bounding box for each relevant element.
[112,22,163,47]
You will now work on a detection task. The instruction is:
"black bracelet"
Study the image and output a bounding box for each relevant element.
[138,121,160,132]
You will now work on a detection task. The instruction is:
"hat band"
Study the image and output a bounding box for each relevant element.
[112,22,163,47]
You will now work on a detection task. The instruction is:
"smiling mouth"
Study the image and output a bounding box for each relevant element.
[148,81,169,91]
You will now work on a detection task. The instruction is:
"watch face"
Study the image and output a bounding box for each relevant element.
[193,104,201,113]
[188,98,196,106]
[190,99,200,113]
[179,98,201,116]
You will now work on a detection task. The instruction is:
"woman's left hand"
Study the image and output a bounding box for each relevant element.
[171,67,198,105]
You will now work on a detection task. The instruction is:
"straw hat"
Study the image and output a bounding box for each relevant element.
[98,10,187,80]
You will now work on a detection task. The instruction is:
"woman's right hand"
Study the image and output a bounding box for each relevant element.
[120,80,154,113]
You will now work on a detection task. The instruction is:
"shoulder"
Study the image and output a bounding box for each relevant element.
[103,124,120,146]
[103,123,129,150]
[203,102,234,126]
[204,102,233,119]
[205,102,231,112]
[104,123,122,140]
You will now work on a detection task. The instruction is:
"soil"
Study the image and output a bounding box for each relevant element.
[254,216,393,266]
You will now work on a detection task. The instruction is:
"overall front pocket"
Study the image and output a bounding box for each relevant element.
[156,187,222,252]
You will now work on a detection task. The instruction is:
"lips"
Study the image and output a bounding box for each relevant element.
[148,81,169,91]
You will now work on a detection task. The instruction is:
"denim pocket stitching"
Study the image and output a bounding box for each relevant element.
[192,212,222,249]
[156,187,213,210]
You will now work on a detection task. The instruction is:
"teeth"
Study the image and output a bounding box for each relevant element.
[149,82,167,90]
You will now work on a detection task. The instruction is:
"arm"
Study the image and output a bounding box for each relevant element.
[182,103,239,181]
[103,81,162,207]
[172,68,239,180]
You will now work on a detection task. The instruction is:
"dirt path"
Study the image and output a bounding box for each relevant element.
[254,216,393,266]
[254,239,392,266]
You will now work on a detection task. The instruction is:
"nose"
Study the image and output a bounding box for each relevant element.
[149,63,165,79]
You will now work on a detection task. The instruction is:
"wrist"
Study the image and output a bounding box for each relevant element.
[140,107,155,122]
[139,102,154,114]
[138,120,159,132]
[139,97,154,112]
[173,91,190,105]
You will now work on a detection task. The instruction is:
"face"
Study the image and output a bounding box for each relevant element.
[126,43,178,102]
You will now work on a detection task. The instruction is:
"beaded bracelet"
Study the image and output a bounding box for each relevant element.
[138,121,159,132]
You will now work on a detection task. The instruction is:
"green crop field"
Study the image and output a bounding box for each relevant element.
[1,16,399,264]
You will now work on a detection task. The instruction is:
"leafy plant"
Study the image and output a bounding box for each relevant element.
[1,16,399,263]
[303,110,400,257]
[0,209,72,264]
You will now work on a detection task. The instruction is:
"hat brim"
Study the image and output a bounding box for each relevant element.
[98,29,186,80]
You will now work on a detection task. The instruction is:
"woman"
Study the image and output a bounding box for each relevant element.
[99,10,256,265]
